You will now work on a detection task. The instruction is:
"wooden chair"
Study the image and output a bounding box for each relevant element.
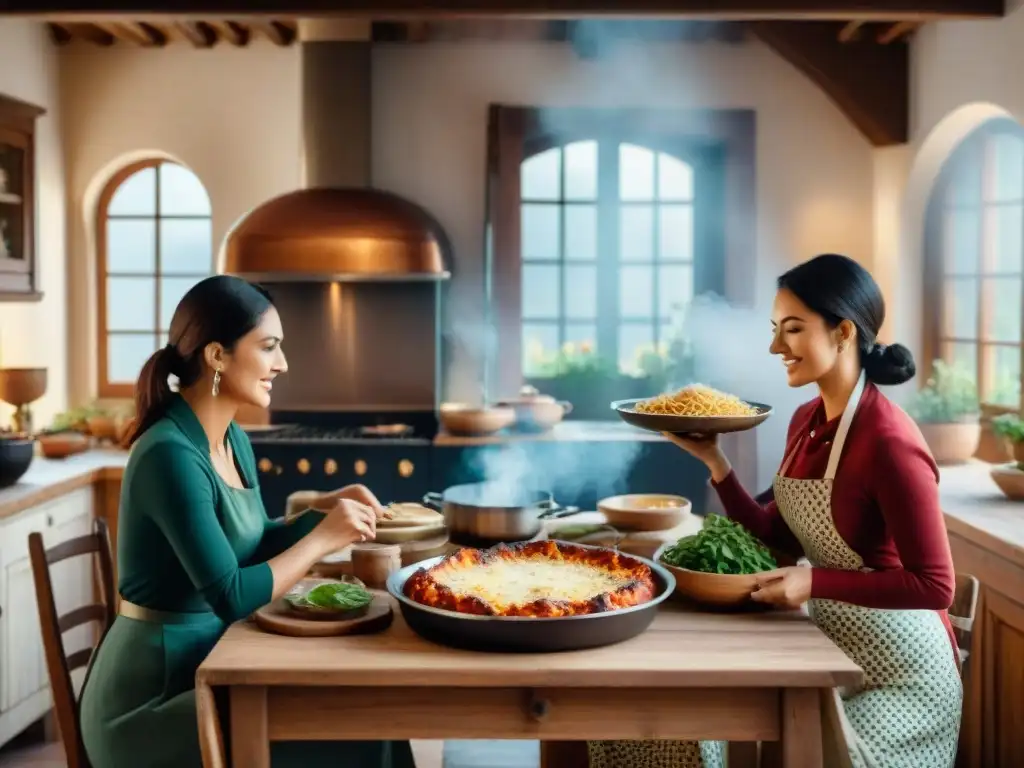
[28,516,117,768]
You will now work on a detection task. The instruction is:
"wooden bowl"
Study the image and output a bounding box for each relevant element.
[990,463,1024,501]
[652,542,761,608]
[597,494,691,531]
[439,403,515,436]
[38,431,90,459]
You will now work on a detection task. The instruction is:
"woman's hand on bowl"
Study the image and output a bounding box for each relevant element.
[749,566,812,609]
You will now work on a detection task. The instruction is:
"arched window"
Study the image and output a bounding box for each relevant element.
[520,140,696,376]
[96,159,212,398]
[925,118,1024,409]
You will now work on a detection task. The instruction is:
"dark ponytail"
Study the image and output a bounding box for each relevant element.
[777,253,917,387]
[861,342,916,387]
[121,275,274,449]
[122,345,181,448]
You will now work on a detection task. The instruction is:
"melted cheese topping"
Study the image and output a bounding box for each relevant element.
[434,556,632,612]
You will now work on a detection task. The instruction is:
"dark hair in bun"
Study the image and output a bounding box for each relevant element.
[777,253,916,386]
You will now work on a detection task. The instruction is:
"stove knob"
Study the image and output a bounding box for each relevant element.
[324,459,338,476]
[398,459,414,478]
[354,459,367,477]
[258,458,272,474]
[274,465,283,475]
[297,458,310,475]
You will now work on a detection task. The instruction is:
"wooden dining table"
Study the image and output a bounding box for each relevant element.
[195,597,862,768]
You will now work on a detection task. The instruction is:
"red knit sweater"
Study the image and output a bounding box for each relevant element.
[713,382,957,648]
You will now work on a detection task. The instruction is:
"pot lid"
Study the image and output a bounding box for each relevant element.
[221,187,451,283]
[499,385,557,404]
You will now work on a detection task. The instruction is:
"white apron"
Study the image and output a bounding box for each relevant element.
[772,371,962,768]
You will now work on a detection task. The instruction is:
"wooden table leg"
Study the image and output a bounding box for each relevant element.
[196,678,226,768]
[780,688,822,768]
[230,686,270,768]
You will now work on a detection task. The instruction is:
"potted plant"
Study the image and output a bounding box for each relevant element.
[907,360,981,465]
[990,413,1024,465]
[523,342,669,421]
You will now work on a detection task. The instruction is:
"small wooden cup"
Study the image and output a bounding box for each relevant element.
[351,543,403,589]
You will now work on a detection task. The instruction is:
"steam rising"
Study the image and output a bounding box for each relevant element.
[461,439,644,505]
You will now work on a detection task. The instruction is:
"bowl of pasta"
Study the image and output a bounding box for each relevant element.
[611,384,772,436]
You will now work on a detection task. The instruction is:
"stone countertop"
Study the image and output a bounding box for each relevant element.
[2,449,1021,569]
[939,461,1024,567]
[433,419,665,446]
[0,449,128,522]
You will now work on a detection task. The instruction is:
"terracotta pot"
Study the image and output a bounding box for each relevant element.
[990,463,1024,501]
[916,420,981,465]
[438,403,515,436]
[1008,440,1024,465]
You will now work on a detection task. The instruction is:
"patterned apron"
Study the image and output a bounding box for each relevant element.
[772,371,962,768]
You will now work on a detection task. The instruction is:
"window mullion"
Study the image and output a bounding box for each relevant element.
[155,163,163,349]
[596,140,619,370]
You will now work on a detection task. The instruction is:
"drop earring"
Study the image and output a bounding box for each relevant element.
[212,369,221,397]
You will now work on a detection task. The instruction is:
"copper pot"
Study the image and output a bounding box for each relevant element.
[497,385,572,432]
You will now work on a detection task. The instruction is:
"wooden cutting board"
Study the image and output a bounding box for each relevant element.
[253,590,394,637]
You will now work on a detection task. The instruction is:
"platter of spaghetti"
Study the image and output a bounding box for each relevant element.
[611,384,772,436]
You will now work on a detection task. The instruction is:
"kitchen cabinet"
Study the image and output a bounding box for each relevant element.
[948,527,1024,768]
[0,92,45,301]
[0,487,93,748]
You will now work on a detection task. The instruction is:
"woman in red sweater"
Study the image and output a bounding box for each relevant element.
[588,254,962,768]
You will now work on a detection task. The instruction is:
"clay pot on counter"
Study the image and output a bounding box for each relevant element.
[0,436,34,488]
[438,403,515,436]
[496,385,573,432]
[37,431,91,459]
[916,419,981,466]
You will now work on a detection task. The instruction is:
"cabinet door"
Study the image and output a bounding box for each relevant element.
[981,588,1024,768]
[0,505,47,714]
[0,488,93,714]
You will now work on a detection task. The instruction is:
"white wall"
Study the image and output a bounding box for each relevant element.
[59,40,302,406]
[0,21,66,428]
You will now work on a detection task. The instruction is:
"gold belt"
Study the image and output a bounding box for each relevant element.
[117,598,218,626]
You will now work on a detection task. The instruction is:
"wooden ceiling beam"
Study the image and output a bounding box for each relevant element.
[4,0,1004,22]
[175,20,217,47]
[250,20,296,45]
[878,20,921,43]
[749,21,908,146]
[93,21,167,45]
[207,20,250,46]
[837,20,863,41]
[47,22,74,44]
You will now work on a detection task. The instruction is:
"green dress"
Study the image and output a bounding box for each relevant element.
[79,395,415,768]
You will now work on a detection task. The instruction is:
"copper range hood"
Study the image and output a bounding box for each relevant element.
[222,21,451,283]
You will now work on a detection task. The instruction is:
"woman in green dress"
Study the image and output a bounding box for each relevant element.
[79,275,416,768]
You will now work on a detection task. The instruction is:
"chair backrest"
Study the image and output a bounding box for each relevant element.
[28,516,116,768]
[949,571,980,673]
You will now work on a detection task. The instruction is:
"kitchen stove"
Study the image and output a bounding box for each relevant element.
[245,409,439,519]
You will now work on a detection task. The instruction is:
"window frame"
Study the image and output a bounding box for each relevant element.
[519,139,711,378]
[922,119,1024,415]
[95,158,212,398]
[485,105,756,398]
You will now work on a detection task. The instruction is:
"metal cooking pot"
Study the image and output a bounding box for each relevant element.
[423,481,581,541]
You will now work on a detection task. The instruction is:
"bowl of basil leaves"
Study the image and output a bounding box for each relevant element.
[654,514,778,608]
[284,577,375,620]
